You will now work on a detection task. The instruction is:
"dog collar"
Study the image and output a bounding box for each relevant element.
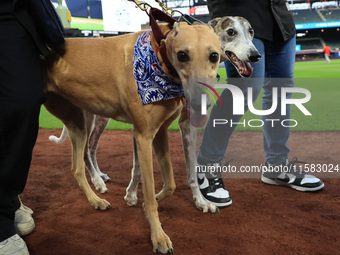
[149,8,179,78]
[133,30,184,105]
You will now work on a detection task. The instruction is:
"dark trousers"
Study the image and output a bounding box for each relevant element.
[0,12,44,241]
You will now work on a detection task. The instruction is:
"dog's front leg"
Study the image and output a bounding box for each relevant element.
[178,108,219,213]
[135,133,173,254]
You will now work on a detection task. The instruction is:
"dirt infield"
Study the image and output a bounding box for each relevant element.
[22,129,340,255]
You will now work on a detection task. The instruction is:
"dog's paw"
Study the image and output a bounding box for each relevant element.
[197,202,219,213]
[194,196,219,213]
[151,229,173,254]
[97,185,108,194]
[90,198,111,210]
[124,193,138,206]
[91,177,108,194]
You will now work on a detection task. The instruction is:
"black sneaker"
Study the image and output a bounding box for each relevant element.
[196,162,232,208]
[261,158,325,192]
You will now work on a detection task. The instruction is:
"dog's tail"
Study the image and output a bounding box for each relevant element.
[49,125,68,144]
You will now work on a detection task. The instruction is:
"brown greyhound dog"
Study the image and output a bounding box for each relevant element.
[48,16,261,214]
[43,20,221,253]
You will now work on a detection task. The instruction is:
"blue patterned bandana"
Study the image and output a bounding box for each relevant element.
[133,30,184,104]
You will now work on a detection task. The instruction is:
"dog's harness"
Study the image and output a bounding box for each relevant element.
[133,30,184,104]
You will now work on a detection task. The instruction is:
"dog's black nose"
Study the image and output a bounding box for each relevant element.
[249,54,261,63]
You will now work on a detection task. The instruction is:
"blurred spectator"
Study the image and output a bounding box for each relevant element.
[323,45,331,63]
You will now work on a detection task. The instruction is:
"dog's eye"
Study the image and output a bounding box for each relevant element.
[177,51,189,62]
[209,52,219,63]
[249,28,254,35]
[227,29,236,36]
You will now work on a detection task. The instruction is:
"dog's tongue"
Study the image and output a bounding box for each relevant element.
[241,62,253,77]
[234,55,253,77]
[228,52,253,77]
[187,104,209,128]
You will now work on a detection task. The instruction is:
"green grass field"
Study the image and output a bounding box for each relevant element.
[39,59,340,132]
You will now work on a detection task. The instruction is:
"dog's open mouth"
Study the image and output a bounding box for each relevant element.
[187,104,208,128]
[226,51,253,78]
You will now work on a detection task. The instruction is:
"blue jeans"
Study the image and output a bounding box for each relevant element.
[198,36,296,165]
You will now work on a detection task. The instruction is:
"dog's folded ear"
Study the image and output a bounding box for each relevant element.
[170,22,181,37]
[208,17,221,30]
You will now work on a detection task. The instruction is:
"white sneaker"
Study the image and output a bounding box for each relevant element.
[14,204,35,236]
[196,161,232,208]
[262,158,325,192]
[0,234,29,255]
